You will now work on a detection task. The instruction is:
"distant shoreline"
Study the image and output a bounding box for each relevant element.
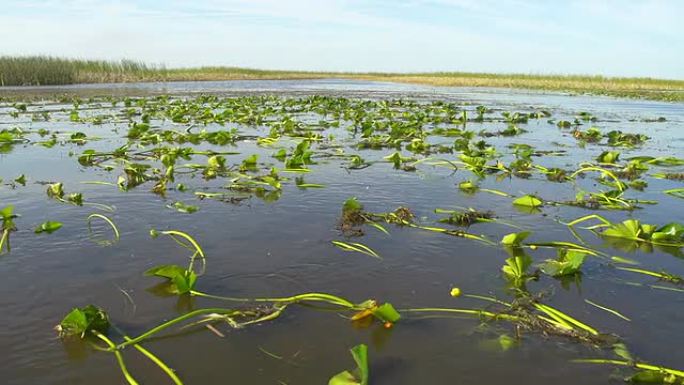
[1,56,683,102]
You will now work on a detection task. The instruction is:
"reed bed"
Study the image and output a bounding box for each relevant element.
[1,56,683,102]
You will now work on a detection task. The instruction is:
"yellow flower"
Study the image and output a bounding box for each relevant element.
[450,287,462,297]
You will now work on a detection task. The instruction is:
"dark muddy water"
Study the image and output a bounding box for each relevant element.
[1,79,684,385]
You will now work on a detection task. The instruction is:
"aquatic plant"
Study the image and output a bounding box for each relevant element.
[567,215,684,248]
[57,305,184,385]
[1,91,682,385]
[0,205,18,253]
[329,344,369,385]
[34,221,62,234]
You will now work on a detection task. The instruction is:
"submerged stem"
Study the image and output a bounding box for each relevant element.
[125,336,184,385]
[94,332,140,385]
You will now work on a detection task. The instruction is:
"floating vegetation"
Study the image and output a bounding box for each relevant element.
[403,291,611,345]
[435,208,495,227]
[2,91,683,385]
[34,221,63,234]
[87,214,120,245]
[616,266,683,285]
[332,240,381,259]
[0,205,17,253]
[512,194,543,208]
[56,305,184,385]
[329,344,369,385]
[575,344,684,384]
[567,215,684,248]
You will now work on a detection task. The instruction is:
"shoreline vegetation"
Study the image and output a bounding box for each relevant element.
[1,56,683,102]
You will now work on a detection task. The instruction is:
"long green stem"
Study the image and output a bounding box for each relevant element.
[88,214,120,242]
[117,308,243,349]
[0,229,8,253]
[463,294,512,307]
[191,291,357,309]
[156,230,205,274]
[534,303,599,335]
[94,332,140,385]
[125,336,184,385]
[575,359,684,378]
[584,299,631,322]
[617,266,666,279]
[400,307,521,322]
[571,166,624,192]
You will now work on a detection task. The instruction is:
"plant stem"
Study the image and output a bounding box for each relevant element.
[400,307,521,322]
[94,332,140,385]
[117,308,243,349]
[125,336,184,385]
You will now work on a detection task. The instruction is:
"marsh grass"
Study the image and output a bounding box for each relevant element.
[361,72,684,102]
[0,56,160,86]
[2,56,683,102]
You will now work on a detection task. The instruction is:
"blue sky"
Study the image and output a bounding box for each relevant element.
[1,0,682,78]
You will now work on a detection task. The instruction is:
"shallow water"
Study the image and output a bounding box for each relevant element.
[1,79,684,385]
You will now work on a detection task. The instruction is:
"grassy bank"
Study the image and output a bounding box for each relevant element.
[1,56,683,102]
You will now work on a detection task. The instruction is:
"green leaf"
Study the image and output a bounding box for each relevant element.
[144,264,187,279]
[652,223,684,242]
[242,154,258,167]
[172,270,197,294]
[47,182,64,198]
[342,197,363,213]
[597,150,620,164]
[329,371,359,385]
[14,174,26,186]
[35,221,63,234]
[144,265,196,294]
[502,254,532,280]
[372,303,401,323]
[272,148,287,160]
[501,231,531,246]
[540,250,586,277]
[169,201,199,214]
[498,334,517,351]
[458,180,478,192]
[329,344,369,385]
[58,305,110,338]
[629,370,669,384]
[0,205,15,220]
[207,155,226,170]
[512,195,543,208]
[603,219,642,240]
[67,193,83,206]
[613,343,633,361]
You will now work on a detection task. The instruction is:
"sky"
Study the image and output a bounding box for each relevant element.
[1,0,682,79]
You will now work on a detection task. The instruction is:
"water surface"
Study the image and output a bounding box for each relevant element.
[1,79,683,385]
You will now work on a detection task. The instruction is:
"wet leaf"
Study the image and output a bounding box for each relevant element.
[372,303,400,323]
[501,231,531,246]
[329,344,368,385]
[597,151,620,164]
[58,305,110,338]
[540,250,586,277]
[14,174,26,186]
[145,265,196,294]
[512,195,543,208]
[35,221,63,234]
[169,201,199,214]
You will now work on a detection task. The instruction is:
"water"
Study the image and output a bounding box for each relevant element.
[1,79,683,385]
